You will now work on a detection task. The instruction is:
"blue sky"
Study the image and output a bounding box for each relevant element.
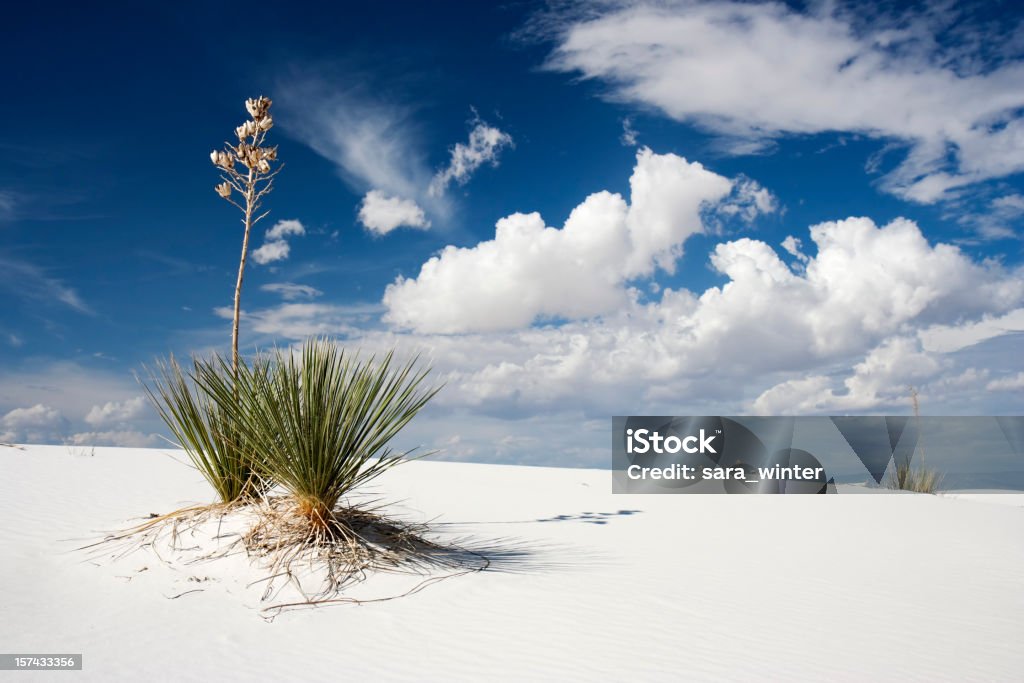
[2,0,1023,466]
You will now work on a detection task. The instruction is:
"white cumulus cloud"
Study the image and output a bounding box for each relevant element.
[265,219,305,240]
[620,117,639,147]
[1,404,68,444]
[358,190,431,235]
[429,117,513,197]
[251,241,290,264]
[375,213,1023,419]
[84,396,146,427]
[384,148,738,333]
[781,236,809,263]
[987,372,1024,392]
[751,336,943,414]
[252,219,306,265]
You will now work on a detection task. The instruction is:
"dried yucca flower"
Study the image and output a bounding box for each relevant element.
[209,150,234,169]
[235,120,259,140]
[246,96,272,120]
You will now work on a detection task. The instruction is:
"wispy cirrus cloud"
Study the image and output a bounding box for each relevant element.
[276,73,513,236]
[260,282,324,300]
[955,193,1024,240]
[537,0,1024,204]
[215,301,385,340]
[275,74,448,227]
[0,190,18,220]
[0,253,92,314]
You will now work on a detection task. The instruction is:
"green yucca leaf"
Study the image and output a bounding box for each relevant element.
[141,355,267,503]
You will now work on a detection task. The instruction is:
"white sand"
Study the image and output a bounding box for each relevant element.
[1,444,1022,681]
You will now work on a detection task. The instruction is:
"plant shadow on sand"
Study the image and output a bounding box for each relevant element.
[534,509,643,525]
[436,509,644,526]
[77,495,589,620]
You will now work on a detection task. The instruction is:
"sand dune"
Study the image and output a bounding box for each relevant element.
[1,445,1022,681]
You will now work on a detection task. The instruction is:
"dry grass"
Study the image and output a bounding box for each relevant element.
[242,496,489,608]
[79,502,245,564]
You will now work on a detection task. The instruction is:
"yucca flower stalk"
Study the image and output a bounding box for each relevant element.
[193,339,440,530]
[210,95,282,377]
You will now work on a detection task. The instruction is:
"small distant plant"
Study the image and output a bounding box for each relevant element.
[886,387,943,494]
[209,95,281,376]
[886,461,944,493]
[193,339,441,531]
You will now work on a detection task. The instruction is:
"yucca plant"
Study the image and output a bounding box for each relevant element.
[194,338,440,530]
[885,386,943,494]
[886,461,943,493]
[142,356,267,503]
